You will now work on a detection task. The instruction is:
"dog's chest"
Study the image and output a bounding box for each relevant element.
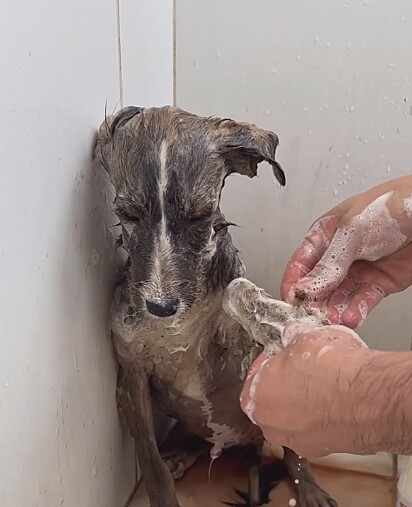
[149,330,262,452]
[113,293,262,451]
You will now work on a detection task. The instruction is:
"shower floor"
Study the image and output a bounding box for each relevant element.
[130,455,396,507]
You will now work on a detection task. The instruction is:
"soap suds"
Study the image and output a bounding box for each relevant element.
[317,345,334,358]
[403,196,412,218]
[355,192,406,261]
[294,192,407,299]
[202,397,240,461]
[357,300,369,326]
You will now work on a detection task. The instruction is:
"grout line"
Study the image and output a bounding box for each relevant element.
[115,0,125,108]
[173,0,177,106]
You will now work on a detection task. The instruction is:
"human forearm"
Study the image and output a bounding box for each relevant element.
[241,324,412,458]
[351,349,412,455]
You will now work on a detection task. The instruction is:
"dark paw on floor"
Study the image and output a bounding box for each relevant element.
[258,460,287,503]
[222,488,255,507]
[221,460,287,506]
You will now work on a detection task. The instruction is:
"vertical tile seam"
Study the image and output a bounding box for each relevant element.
[116,0,125,108]
[173,0,177,106]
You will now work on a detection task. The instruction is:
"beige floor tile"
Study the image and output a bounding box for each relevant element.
[130,456,396,507]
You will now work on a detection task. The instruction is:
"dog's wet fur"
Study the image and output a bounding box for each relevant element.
[96,106,337,507]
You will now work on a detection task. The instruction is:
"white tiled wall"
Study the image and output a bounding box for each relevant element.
[118,0,174,107]
[0,1,173,506]
[176,0,412,351]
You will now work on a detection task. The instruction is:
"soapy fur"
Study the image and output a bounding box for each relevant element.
[97,106,338,507]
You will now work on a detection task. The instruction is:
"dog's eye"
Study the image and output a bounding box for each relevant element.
[116,209,142,223]
[187,214,210,224]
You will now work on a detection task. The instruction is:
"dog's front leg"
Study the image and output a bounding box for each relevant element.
[223,279,337,506]
[117,365,180,507]
[283,448,337,507]
[223,277,326,354]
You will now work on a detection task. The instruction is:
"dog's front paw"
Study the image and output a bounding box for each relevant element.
[296,482,338,507]
[223,277,329,354]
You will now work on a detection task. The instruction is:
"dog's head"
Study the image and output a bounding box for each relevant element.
[96,106,284,319]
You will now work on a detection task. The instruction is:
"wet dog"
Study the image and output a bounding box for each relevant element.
[95,106,337,507]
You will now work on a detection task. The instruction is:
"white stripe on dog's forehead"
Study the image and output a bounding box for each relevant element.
[148,140,174,298]
[159,140,168,235]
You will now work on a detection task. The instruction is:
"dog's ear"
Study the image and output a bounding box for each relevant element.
[94,106,144,173]
[213,119,285,186]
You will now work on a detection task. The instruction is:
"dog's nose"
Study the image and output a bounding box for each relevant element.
[146,299,179,318]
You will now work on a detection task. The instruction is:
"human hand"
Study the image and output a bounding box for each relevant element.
[240,322,371,457]
[281,176,412,328]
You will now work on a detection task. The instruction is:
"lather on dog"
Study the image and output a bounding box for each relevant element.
[95,105,337,507]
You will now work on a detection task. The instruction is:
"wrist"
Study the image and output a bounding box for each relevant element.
[347,349,412,454]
